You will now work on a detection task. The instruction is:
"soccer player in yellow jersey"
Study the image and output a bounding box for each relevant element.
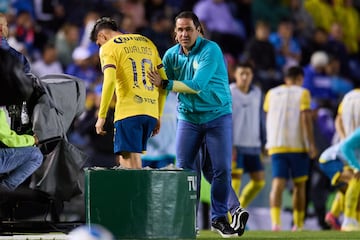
[90,17,167,169]
[329,82,360,228]
[263,66,317,231]
[335,85,360,140]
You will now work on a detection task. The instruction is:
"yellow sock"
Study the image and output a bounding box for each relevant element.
[231,178,242,198]
[356,211,360,222]
[239,180,265,208]
[344,179,360,219]
[293,210,305,228]
[227,211,232,222]
[330,191,344,217]
[270,207,281,227]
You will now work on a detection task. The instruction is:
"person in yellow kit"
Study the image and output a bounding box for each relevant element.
[327,82,360,229]
[90,17,167,169]
[264,66,317,231]
[318,128,360,231]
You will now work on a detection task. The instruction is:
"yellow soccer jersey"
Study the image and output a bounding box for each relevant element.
[98,34,167,122]
[263,85,311,155]
[337,88,360,137]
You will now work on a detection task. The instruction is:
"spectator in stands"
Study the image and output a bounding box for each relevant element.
[65,45,100,91]
[287,0,315,46]
[300,27,328,66]
[333,0,360,80]
[242,20,281,92]
[32,0,65,35]
[333,0,360,57]
[13,10,36,56]
[0,13,30,73]
[228,0,254,38]
[252,0,289,32]
[1,12,33,139]
[55,23,80,68]
[302,51,337,110]
[141,11,174,57]
[79,11,100,48]
[0,0,9,13]
[31,43,63,77]
[119,14,138,34]
[144,0,173,24]
[326,22,350,78]
[193,0,246,59]
[304,0,336,33]
[113,0,147,32]
[269,18,302,72]
[325,55,353,101]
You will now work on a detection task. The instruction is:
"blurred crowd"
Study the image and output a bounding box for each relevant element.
[2,0,360,229]
[2,0,360,111]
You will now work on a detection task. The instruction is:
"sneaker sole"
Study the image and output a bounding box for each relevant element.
[237,211,249,236]
[213,228,238,238]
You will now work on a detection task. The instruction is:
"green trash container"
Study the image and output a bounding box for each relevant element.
[85,168,197,240]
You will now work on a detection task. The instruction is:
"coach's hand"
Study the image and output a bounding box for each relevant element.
[148,69,162,87]
[354,170,360,180]
[95,118,107,135]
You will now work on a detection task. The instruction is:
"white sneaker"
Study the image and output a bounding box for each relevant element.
[230,207,249,236]
[341,218,360,231]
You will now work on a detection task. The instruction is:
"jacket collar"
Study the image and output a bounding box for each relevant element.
[0,37,10,50]
[178,36,203,55]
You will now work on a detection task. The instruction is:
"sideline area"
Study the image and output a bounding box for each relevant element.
[0,234,67,240]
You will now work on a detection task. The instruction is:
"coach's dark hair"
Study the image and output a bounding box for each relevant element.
[175,11,204,35]
[90,17,118,42]
[285,66,304,79]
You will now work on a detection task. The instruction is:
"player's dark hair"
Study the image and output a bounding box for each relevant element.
[236,61,254,72]
[175,11,203,35]
[285,66,304,79]
[90,17,118,42]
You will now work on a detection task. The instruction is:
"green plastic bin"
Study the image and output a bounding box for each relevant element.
[85,168,197,240]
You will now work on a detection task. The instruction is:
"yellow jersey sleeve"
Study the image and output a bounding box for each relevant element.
[98,67,116,119]
[300,89,311,111]
[263,91,270,113]
[337,101,344,115]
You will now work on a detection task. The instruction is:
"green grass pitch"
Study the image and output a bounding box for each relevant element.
[197,230,360,240]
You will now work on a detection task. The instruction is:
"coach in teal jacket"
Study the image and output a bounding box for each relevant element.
[148,11,248,238]
[161,35,232,124]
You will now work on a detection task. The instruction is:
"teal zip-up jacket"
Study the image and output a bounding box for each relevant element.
[340,127,360,171]
[163,36,232,124]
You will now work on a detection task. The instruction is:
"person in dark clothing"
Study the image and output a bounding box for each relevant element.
[0,13,30,73]
[242,20,281,92]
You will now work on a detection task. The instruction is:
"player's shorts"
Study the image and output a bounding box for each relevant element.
[271,152,310,182]
[232,151,264,173]
[114,115,157,154]
[319,159,344,186]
